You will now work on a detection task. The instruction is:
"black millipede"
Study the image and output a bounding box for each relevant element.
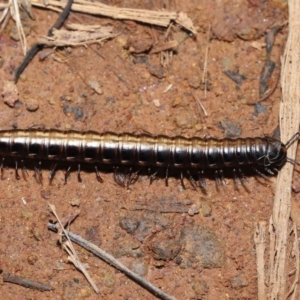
[0,129,298,188]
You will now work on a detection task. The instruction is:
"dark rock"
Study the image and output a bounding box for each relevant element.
[219,118,241,137]
[180,225,225,269]
[119,216,140,234]
[231,274,248,289]
[253,103,267,116]
[151,238,182,261]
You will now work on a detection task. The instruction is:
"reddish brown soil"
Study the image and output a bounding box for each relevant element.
[0,1,296,299]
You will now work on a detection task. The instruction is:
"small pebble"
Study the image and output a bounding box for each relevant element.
[153,99,160,107]
[188,204,199,216]
[192,280,209,297]
[130,260,148,276]
[115,36,128,48]
[219,118,241,137]
[188,74,201,88]
[151,238,182,261]
[231,274,249,289]
[119,216,140,234]
[175,111,197,129]
[27,255,38,265]
[63,104,84,119]
[200,202,212,217]
[69,196,81,207]
[254,103,267,116]
[40,189,51,199]
[26,98,39,112]
[47,97,55,105]
[88,80,103,95]
[148,65,165,79]
[172,97,182,107]
[2,80,19,107]
[31,226,43,241]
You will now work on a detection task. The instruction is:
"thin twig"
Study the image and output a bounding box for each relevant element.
[48,222,178,300]
[48,203,99,294]
[2,273,54,291]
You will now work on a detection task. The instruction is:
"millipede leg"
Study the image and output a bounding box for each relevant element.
[252,167,268,179]
[165,168,169,186]
[233,169,241,185]
[21,160,29,179]
[264,167,274,175]
[198,170,206,189]
[0,158,4,180]
[214,170,221,186]
[127,167,133,189]
[113,166,121,186]
[238,168,249,184]
[128,168,139,187]
[150,171,158,185]
[64,166,71,184]
[114,167,132,189]
[95,166,103,183]
[15,161,20,180]
[34,161,43,185]
[180,171,185,189]
[77,164,82,182]
[219,170,227,185]
[187,170,197,190]
[49,163,57,184]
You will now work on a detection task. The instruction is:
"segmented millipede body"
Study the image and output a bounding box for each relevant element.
[0,129,287,171]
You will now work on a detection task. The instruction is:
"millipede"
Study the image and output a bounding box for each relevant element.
[0,129,298,188]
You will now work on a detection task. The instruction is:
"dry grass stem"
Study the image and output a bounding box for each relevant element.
[47,222,178,300]
[0,8,9,27]
[0,1,11,32]
[150,40,178,54]
[10,0,27,54]
[29,0,196,34]
[191,90,208,118]
[19,0,35,19]
[159,22,174,67]
[38,24,116,46]
[254,221,266,300]
[48,203,99,294]
[0,3,11,8]
[268,0,300,298]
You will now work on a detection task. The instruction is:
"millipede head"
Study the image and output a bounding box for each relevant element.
[260,137,287,168]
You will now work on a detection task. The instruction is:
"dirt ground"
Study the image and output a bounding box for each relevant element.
[0,0,299,299]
